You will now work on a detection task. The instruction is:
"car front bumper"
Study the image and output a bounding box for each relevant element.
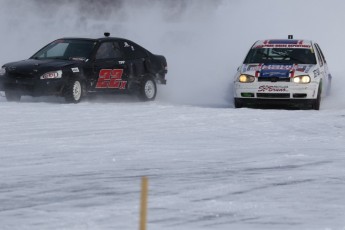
[234,81,319,99]
[234,81,319,108]
[0,76,66,96]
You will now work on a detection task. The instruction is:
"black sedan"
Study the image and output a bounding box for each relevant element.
[0,33,167,103]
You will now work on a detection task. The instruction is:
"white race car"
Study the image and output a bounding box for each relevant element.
[233,36,332,110]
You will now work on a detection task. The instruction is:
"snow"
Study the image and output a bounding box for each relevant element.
[1,95,345,230]
[1,0,345,229]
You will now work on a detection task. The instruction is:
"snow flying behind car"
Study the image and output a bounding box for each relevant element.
[0,33,168,103]
[233,37,332,110]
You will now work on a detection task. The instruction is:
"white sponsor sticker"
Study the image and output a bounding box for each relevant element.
[258,85,288,92]
[71,67,79,73]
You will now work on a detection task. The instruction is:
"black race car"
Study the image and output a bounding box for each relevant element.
[0,33,167,103]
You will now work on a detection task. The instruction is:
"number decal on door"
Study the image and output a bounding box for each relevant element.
[96,69,127,89]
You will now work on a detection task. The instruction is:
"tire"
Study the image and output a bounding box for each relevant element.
[234,98,242,108]
[312,86,322,110]
[5,90,21,102]
[64,79,83,103]
[138,77,157,101]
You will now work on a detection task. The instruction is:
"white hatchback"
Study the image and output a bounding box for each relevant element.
[233,37,332,110]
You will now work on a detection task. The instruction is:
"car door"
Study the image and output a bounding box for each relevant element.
[91,41,129,92]
[119,40,148,80]
[314,43,329,96]
[315,43,331,95]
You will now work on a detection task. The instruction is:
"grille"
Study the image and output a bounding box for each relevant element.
[293,93,307,98]
[257,93,290,98]
[258,77,290,82]
[8,72,35,79]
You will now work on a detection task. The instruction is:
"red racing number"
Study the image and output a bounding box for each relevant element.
[96,69,127,89]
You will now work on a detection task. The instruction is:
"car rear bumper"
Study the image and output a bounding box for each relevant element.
[155,73,167,85]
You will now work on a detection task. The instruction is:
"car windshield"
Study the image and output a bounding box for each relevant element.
[244,48,317,64]
[31,39,96,60]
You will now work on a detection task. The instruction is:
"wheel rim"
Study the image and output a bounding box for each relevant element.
[144,80,155,99]
[73,81,82,101]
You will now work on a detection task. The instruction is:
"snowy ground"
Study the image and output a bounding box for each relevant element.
[1,91,345,230]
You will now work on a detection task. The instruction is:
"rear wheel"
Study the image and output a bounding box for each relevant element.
[5,90,21,102]
[138,77,157,101]
[64,79,83,103]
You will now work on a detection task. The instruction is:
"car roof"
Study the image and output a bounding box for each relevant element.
[252,39,313,49]
[56,37,129,42]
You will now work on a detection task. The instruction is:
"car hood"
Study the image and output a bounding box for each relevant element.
[240,63,317,78]
[4,58,79,76]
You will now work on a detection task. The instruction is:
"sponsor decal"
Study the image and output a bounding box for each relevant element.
[255,63,263,76]
[290,64,297,78]
[261,65,293,70]
[313,69,320,77]
[258,85,288,92]
[96,69,127,89]
[246,64,263,72]
[245,64,259,71]
[260,65,292,78]
[245,64,312,74]
[295,65,306,72]
[118,61,125,64]
[255,44,311,49]
[70,57,86,61]
[261,70,289,77]
[71,67,79,73]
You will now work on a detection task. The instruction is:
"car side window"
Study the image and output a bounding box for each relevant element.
[37,42,68,58]
[95,42,123,60]
[121,41,147,59]
[315,44,327,64]
[313,44,324,67]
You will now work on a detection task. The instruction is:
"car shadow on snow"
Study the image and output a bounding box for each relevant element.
[0,93,143,104]
[234,104,313,110]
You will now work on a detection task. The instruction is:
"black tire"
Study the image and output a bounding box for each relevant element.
[5,90,21,102]
[312,86,322,110]
[138,77,157,101]
[234,98,242,108]
[64,79,83,103]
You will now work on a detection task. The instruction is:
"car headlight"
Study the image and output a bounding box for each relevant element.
[40,70,62,80]
[0,67,6,76]
[293,75,311,84]
[238,74,255,83]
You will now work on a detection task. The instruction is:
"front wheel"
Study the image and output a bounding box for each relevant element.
[312,86,322,110]
[138,77,157,101]
[64,79,83,103]
[5,90,21,102]
[234,98,243,108]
